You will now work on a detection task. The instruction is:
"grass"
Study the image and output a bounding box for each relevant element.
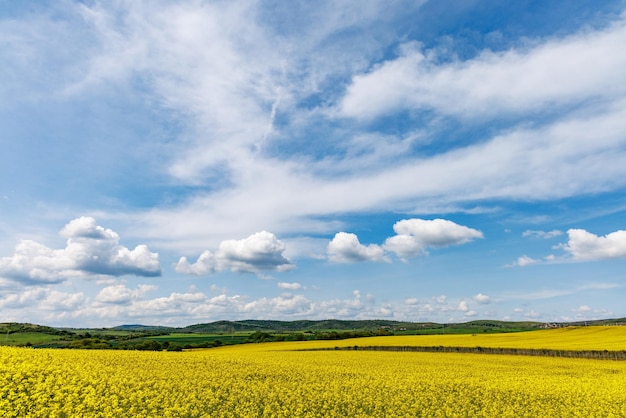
[145,333,250,345]
[2,332,64,346]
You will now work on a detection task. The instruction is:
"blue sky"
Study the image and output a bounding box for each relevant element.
[1,0,626,327]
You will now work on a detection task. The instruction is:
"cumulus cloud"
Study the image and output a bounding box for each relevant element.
[0,287,87,314]
[176,231,294,275]
[277,282,303,290]
[95,284,157,305]
[509,255,541,267]
[473,293,491,304]
[559,228,626,261]
[384,218,483,259]
[328,219,481,263]
[327,232,389,263]
[0,282,502,326]
[0,217,161,284]
[511,228,626,267]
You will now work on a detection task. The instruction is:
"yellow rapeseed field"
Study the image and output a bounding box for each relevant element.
[1,327,626,417]
[288,325,626,351]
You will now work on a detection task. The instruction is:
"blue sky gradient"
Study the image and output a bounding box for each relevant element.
[1,0,626,326]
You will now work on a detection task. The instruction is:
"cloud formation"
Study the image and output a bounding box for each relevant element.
[95,284,157,305]
[0,217,161,284]
[339,19,626,120]
[560,228,626,261]
[523,230,563,239]
[327,232,388,263]
[384,219,483,259]
[52,2,626,255]
[278,282,303,290]
[176,231,294,274]
[473,293,491,304]
[512,228,626,266]
[328,219,482,263]
[510,255,542,267]
[2,2,625,327]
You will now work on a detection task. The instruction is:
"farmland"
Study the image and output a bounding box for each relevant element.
[0,319,542,350]
[1,326,626,417]
[302,325,626,351]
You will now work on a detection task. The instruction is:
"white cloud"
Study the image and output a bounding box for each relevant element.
[511,228,626,267]
[457,300,470,312]
[3,2,626,327]
[95,284,157,305]
[176,231,294,275]
[327,232,389,263]
[4,2,626,260]
[0,287,87,314]
[382,234,423,260]
[62,217,161,277]
[523,230,563,239]
[339,19,626,120]
[560,228,626,261]
[42,290,87,311]
[176,251,218,276]
[243,293,313,316]
[473,293,491,304]
[130,97,626,252]
[0,217,160,284]
[0,283,504,326]
[572,305,592,313]
[324,219,483,264]
[384,218,483,259]
[509,255,541,267]
[278,282,302,290]
[95,285,134,305]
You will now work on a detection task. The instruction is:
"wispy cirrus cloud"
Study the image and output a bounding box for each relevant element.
[523,230,563,239]
[2,1,626,327]
[500,282,621,301]
[338,18,626,120]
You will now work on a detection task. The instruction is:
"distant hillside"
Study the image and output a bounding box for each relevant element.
[0,322,74,336]
[3,317,624,339]
[546,317,626,327]
[183,319,418,333]
[182,319,543,333]
[111,324,177,332]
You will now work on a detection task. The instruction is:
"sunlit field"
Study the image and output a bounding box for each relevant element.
[298,325,626,351]
[2,327,626,417]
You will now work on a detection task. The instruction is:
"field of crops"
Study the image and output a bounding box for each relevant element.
[1,327,626,417]
[294,325,626,351]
